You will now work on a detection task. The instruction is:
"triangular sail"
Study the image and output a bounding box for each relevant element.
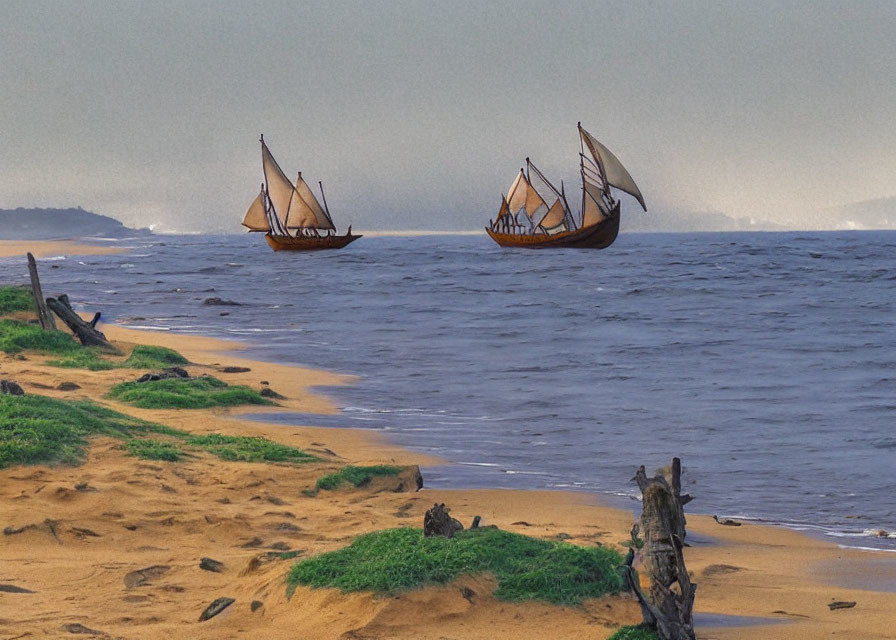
[538,198,566,229]
[261,140,296,226]
[241,189,269,231]
[288,173,335,230]
[579,126,646,211]
[506,170,527,214]
[496,196,510,220]
[286,188,318,228]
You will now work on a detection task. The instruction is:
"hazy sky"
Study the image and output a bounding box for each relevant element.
[2,1,895,232]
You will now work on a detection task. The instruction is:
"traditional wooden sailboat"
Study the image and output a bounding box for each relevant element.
[486,123,646,249]
[242,135,361,251]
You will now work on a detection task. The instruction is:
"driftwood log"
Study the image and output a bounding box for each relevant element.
[26,253,57,330]
[624,458,696,640]
[423,503,464,538]
[46,294,119,353]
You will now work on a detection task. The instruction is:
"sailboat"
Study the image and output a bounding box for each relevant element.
[242,135,361,251]
[486,123,646,249]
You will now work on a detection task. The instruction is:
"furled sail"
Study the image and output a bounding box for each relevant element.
[261,140,296,226]
[288,173,335,230]
[241,189,269,231]
[579,126,646,211]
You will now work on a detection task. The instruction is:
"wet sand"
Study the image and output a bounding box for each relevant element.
[1,304,895,638]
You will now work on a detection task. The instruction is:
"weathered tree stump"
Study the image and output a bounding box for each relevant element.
[624,457,696,640]
[423,503,464,538]
[46,294,119,353]
[26,253,57,330]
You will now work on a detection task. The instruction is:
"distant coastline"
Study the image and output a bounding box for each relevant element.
[0,207,150,240]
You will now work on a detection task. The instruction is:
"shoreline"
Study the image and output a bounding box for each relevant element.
[0,238,128,258]
[1,248,895,636]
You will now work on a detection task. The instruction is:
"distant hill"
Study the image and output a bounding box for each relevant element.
[0,207,150,240]
[822,197,896,230]
[623,207,785,232]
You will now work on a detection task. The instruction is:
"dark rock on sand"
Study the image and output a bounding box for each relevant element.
[199,597,235,621]
[199,557,224,573]
[423,503,464,538]
[221,366,251,373]
[60,622,104,634]
[0,380,24,395]
[135,367,189,383]
[251,600,263,612]
[0,583,35,593]
[259,387,285,399]
[57,381,81,391]
[828,601,857,610]
[123,565,170,589]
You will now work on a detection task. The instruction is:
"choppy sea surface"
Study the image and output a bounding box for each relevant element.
[2,231,894,549]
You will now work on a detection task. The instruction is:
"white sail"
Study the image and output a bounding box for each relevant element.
[261,140,296,226]
[286,188,318,228]
[538,198,566,229]
[579,126,646,211]
[241,190,269,231]
[506,170,527,213]
[288,173,335,230]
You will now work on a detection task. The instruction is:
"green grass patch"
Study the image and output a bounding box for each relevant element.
[287,527,625,605]
[607,625,657,640]
[48,344,188,371]
[0,394,180,468]
[107,376,271,409]
[315,465,404,491]
[0,286,35,315]
[123,345,188,368]
[0,319,80,354]
[185,434,317,463]
[124,438,183,462]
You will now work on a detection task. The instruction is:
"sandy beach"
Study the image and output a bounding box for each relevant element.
[0,239,126,259]
[1,289,895,638]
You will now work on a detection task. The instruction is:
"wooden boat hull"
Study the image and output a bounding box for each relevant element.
[486,204,621,249]
[264,232,362,251]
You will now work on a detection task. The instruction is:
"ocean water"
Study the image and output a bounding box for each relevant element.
[3,231,894,549]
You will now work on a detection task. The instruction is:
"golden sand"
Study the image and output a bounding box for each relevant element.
[0,239,126,258]
[1,302,895,638]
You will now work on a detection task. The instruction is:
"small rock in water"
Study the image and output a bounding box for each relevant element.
[202,297,241,306]
[199,557,225,573]
[199,597,235,621]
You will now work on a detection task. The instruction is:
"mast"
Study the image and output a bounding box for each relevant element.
[318,180,337,233]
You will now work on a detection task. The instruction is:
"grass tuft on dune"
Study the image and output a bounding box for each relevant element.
[0,319,80,354]
[607,625,657,640]
[184,434,317,463]
[49,344,189,371]
[0,394,179,468]
[315,465,403,491]
[0,285,35,314]
[108,375,271,409]
[287,527,625,605]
